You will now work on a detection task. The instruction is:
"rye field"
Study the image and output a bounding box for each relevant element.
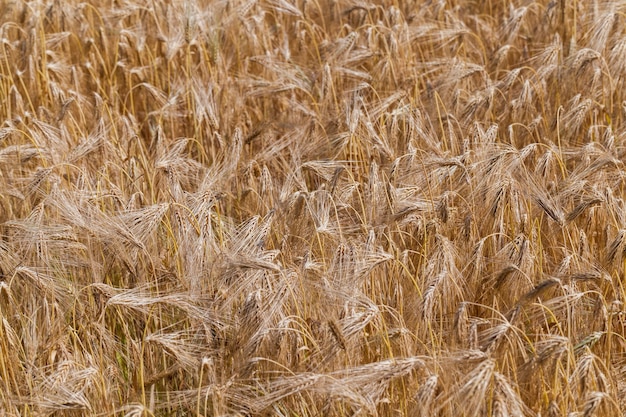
[1,0,626,415]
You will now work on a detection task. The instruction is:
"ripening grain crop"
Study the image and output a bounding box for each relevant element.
[1,0,626,415]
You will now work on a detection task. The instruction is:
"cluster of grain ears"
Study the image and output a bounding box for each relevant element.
[1,0,626,415]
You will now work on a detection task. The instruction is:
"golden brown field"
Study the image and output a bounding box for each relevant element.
[1,0,626,415]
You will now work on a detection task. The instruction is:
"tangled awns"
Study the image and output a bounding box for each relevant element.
[1,0,626,416]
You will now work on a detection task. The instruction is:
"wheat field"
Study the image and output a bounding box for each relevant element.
[1,0,626,415]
